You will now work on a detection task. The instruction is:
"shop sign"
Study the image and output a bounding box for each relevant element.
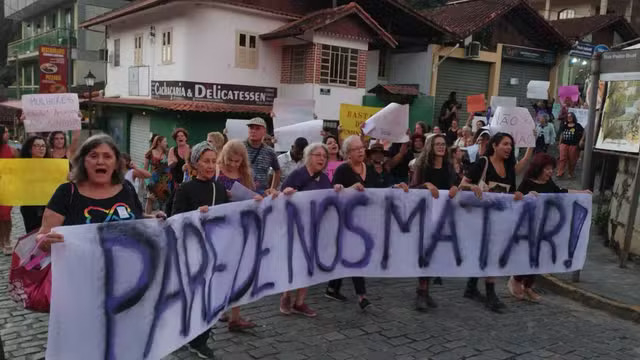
[600,49,640,75]
[594,44,609,53]
[39,45,68,94]
[569,42,594,58]
[151,80,277,106]
[502,45,555,65]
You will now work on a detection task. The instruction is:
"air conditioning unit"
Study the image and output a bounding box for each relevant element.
[99,49,109,62]
[465,41,481,58]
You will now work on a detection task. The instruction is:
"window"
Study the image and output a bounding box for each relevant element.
[162,30,172,64]
[558,8,575,19]
[378,49,390,79]
[48,13,57,30]
[320,44,359,87]
[290,46,306,83]
[236,31,258,69]
[114,39,121,67]
[134,34,143,66]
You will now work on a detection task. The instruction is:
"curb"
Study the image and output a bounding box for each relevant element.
[538,274,640,324]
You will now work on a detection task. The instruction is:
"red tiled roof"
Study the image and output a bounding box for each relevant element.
[368,84,420,96]
[260,2,398,47]
[551,15,638,42]
[421,0,569,48]
[92,97,272,114]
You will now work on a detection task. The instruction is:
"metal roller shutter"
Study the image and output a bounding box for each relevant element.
[129,114,151,167]
[499,61,550,115]
[435,58,491,125]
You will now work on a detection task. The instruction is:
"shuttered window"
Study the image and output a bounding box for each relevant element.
[236,31,258,69]
[134,34,143,66]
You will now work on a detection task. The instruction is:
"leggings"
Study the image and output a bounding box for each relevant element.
[328,277,366,295]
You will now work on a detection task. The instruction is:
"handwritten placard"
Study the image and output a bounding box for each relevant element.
[339,104,382,141]
[490,96,516,111]
[22,93,80,133]
[558,86,580,102]
[47,189,591,360]
[362,103,410,143]
[489,106,536,147]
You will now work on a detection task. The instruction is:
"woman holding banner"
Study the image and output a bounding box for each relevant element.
[19,136,52,233]
[411,134,459,311]
[171,141,229,359]
[0,125,18,255]
[459,133,527,312]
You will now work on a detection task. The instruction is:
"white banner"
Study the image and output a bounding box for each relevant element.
[274,120,323,152]
[489,106,536,147]
[22,93,81,133]
[47,189,591,360]
[273,98,315,129]
[362,103,410,143]
[567,108,589,128]
[225,119,250,140]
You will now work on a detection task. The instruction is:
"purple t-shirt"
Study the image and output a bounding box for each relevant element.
[281,166,332,192]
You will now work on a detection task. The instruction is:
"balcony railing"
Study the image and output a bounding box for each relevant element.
[5,86,39,99]
[7,28,76,58]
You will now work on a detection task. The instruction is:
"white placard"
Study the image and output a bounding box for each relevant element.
[273,98,315,129]
[225,119,250,140]
[527,80,550,100]
[490,96,517,111]
[274,120,323,152]
[229,181,258,202]
[362,103,410,143]
[22,93,81,133]
[567,108,589,128]
[47,189,591,360]
[471,116,488,133]
[489,106,536,147]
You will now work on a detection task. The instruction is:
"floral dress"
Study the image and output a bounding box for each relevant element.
[146,152,172,209]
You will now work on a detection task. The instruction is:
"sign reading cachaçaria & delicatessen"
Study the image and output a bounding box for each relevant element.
[151,80,277,106]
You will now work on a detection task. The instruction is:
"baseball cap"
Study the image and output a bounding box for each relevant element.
[246,117,267,128]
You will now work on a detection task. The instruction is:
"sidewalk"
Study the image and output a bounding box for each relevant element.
[538,233,640,323]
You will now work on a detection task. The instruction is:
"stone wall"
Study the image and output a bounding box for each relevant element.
[608,157,640,255]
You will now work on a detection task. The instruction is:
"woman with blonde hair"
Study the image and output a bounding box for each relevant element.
[213,139,256,331]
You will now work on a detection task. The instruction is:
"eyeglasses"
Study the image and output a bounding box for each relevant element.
[32,144,47,149]
[349,146,364,152]
[311,152,327,159]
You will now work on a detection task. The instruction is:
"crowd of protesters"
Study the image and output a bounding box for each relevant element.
[2,94,591,359]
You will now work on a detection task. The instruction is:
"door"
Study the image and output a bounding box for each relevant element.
[435,58,491,126]
[129,114,150,167]
[499,61,550,115]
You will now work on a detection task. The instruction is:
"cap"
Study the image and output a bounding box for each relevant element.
[366,142,387,156]
[190,141,215,165]
[246,117,267,128]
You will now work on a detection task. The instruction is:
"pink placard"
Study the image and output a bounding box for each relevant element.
[558,85,580,102]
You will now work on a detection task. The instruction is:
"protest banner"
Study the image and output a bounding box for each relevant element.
[225,119,250,140]
[558,86,580,102]
[47,189,591,360]
[22,93,81,133]
[274,120,324,152]
[490,96,516,111]
[0,159,69,205]
[568,108,589,127]
[527,81,550,100]
[339,104,382,141]
[489,107,536,147]
[362,103,410,143]
[466,94,486,113]
[273,98,315,129]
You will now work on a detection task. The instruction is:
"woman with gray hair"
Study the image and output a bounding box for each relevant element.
[534,114,556,154]
[37,134,165,250]
[279,143,343,317]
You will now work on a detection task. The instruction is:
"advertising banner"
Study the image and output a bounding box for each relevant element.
[39,45,68,94]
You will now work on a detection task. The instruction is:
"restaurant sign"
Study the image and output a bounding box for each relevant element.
[39,46,68,94]
[151,80,277,106]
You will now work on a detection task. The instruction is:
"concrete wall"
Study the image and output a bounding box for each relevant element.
[608,157,640,255]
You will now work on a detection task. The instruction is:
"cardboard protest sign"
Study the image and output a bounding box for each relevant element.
[339,104,382,141]
[527,81,550,100]
[568,108,589,127]
[558,86,580,102]
[273,98,315,129]
[490,96,516,111]
[22,93,80,133]
[274,120,323,152]
[362,103,410,143]
[467,94,486,113]
[47,189,591,360]
[489,107,536,147]
[225,119,250,140]
[0,159,69,205]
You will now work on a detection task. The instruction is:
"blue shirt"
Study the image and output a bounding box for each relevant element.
[281,166,332,192]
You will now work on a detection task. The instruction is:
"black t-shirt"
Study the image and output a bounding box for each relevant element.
[365,164,394,188]
[517,178,568,195]
[171,178,229,215]
[559,123,584,146]
[445,129,458,146]
[419,165,455,190]
[465,157,516,193]
[47,182,144,226]
[387,143,414,183]
[332,162,364,188]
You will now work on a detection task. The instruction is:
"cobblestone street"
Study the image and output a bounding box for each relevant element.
[2,209,640,360]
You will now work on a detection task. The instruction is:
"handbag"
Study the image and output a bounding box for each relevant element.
[8,183,76,313]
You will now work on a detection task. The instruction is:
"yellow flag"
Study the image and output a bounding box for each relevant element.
[0,159,69,206]
[339,104,382,141]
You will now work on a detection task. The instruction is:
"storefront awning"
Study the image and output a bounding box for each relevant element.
[91,97,272,114]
